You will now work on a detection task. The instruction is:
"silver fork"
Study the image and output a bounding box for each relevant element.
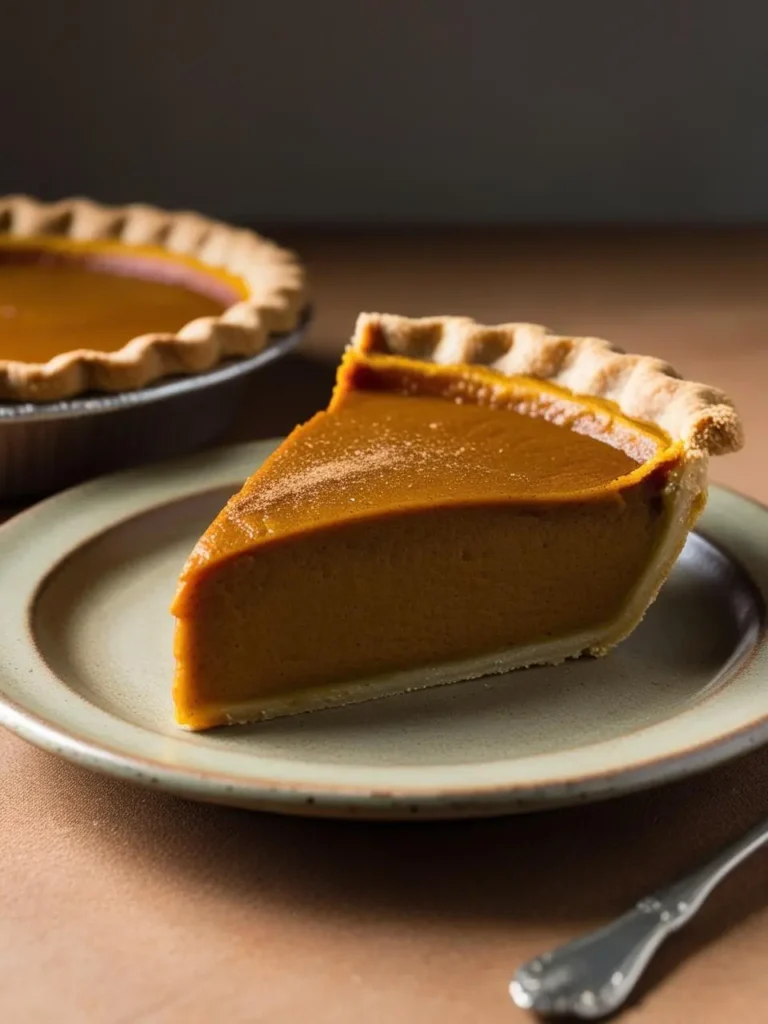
[510,815,768,1018]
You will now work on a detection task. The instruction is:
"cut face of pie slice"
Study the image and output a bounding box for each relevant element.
[0,195,306,401]
[172,313,743,730]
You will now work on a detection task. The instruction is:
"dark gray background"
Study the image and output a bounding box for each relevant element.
[1,1,764,224]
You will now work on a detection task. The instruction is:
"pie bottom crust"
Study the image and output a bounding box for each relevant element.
[182,456,707,729]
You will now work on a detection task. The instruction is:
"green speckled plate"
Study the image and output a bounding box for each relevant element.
[0,441,765,820]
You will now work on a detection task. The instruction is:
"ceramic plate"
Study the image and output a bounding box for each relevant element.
[0,441,765,820]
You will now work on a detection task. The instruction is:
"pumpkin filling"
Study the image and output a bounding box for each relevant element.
[0,237,245,363]
[172,355,680,730]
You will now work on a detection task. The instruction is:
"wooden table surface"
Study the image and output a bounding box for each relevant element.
[1,229,767,1023]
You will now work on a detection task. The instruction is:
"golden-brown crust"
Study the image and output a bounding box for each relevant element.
[352,313,744,457]
[0,195,307,402]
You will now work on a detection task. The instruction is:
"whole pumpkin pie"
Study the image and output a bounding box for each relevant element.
[172,313,743,730]
[0,195,306,401]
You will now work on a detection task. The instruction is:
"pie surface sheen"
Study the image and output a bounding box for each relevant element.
[0,196,306,401]
[172,313,743,730]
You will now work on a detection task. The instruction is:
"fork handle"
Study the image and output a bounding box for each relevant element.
[511,815,768,1019]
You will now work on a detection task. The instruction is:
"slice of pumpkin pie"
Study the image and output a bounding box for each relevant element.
[171,313,743,729]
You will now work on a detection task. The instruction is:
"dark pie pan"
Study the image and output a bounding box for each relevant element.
[0,314,309,502]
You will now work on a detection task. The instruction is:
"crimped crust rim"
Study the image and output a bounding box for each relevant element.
[352,313,744,456]
[0,194,307,402]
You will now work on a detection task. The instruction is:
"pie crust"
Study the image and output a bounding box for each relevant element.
[0,194,307,402]
[353,313,743,457]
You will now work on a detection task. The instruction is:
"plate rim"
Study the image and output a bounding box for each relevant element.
[0,445,766,819]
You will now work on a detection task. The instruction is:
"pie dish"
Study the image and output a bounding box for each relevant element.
[0,194,306,402]
[171,313,744,730]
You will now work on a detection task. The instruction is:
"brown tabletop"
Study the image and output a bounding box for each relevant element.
[2,229,768,1023]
